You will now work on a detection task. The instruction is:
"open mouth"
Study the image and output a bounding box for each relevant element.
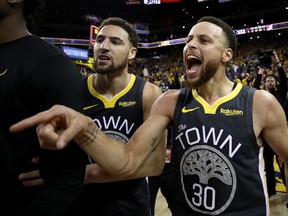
[187,55,202,72]
[98,54,111,61]
[97,54,111,65]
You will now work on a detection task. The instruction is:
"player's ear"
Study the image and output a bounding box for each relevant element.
[128,47,137,60]
[222,48,233,63]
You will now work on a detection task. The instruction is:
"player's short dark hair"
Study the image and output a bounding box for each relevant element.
[197,16,237,55]
[99,17,139,48]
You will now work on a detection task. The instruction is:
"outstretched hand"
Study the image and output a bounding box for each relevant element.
[9,105,91,150]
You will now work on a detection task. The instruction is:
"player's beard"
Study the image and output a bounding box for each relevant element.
[94,55,129,75]
[184,58,219,89]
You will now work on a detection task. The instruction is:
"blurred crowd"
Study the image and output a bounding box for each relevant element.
[78,30,288,99]
[124,33,288,96]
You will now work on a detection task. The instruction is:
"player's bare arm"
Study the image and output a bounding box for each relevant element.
[10,90,178,177]
[253,90,288,162]
[77,89,176,177]
[85,81,167,182]
[253,89,288,194]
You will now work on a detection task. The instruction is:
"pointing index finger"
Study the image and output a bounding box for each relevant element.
[9,109,59,133]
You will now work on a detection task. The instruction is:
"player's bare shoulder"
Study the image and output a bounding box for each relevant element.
[161,89,180,100]
[253,89,284,135]
[144,81,163,96]
[153,89,180,118]
[253,89,276,118]
[159,89,180,104]
[253,89,279,111]
[142,82,163,116]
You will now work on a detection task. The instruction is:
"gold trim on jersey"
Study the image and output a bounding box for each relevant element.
[87,74,136,108]
[0,69,8,77]
[192,83,243,114]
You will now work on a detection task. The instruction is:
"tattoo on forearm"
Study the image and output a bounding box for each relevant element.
[79,122,98,147]
[150,137,158,148]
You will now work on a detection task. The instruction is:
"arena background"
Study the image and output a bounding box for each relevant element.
[27,1,288,214]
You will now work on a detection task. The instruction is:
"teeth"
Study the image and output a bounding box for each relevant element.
[187,55,198,60]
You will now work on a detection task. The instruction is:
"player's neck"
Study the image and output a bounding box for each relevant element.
[93,73,132,98]
[0,18,31,43]
[197,81,235,105]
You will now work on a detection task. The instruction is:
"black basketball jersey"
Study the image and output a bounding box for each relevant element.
[70,74,151,216]
[172,83,269,216]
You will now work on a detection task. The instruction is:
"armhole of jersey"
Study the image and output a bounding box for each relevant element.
[136,77,146,122]
[246,86,256,139]
[173,87,189,122]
